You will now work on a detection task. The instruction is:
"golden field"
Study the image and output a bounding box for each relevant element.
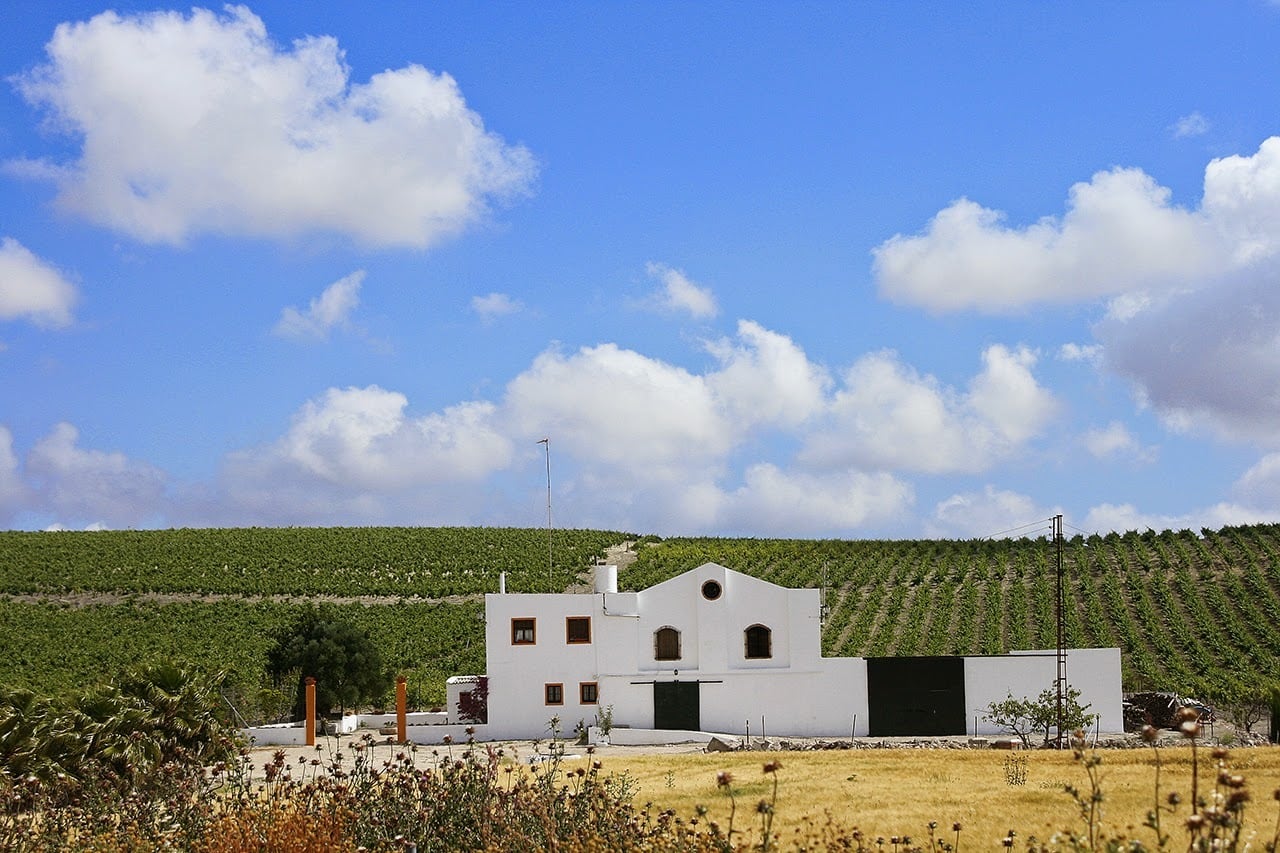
[593,745,1280,847]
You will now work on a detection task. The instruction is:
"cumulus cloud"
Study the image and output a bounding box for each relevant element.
[471,292,522,322]
[872,168,1217,312]
[1171,111,1210,139]
[1081,501,1274,536]
[1098,263,1280,444]
[927,486,1061,539]
[226,385,513,493]
[1232,452,1280,508]
[874,135,1280,449]
[0,237,77,327]
[25,422,166,526]
[800,344,1057,474]
[1058,342,1103,364]
[705,320,829,430]
[10,6,534,247]
[646,262,718,319]
[273,270,363,340]
[505,343,731,478]
[716,464,913,536]
[1082,422,1156,462]
[0,426,26,515]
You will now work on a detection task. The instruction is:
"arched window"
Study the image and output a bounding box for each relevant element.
[654,626,681,661]
[744,624,772,659]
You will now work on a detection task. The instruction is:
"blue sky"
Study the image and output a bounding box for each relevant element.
[4,2,1280,538]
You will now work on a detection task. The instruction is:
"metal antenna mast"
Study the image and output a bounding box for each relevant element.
[539,438,552,588]
[1053,513,1066,748]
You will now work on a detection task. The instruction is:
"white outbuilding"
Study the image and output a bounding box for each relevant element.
[476,561,1123,741]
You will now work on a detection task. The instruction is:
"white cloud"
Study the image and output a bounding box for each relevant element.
[0,426,26,515]
[1081,501,1274,536]
[471,292,522,322]
[875,135,1280,448]
[927,486,1060,539]
[273,270,363,340]
[0,237,77,327]
[705,320,829,430]
[505,343,731,478]
[1171,111,1210,139]
[646,262,718,319]
[716,464,913,536]
[25,422,166,526]
[1200,136,1280,265]
[800,344,1057,474]
[227,385,513,492]
[10,6,534,247]
[1232,452,1280,507]
[1097,262,1280,444]
[1082,421,1156,463]
[1058,342,1102,364]
[872,168,1217,313]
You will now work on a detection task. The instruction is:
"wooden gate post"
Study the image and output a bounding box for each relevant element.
[305,676,317,747]
[396,676,408,743]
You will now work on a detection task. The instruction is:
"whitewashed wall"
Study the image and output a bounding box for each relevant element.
[965,647,1124,736]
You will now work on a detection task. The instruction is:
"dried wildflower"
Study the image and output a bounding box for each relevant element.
[716,770,733,788]
[1185,813,1205,829]
[1179,720,1201,738]
[1167,791,1181,806]
[763,760,782,773]
[953,822,962,832]
[1140,725,1158,743]
[1212,746,1229,760]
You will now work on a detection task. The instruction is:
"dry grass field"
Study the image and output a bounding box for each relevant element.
[593,745,1280,848]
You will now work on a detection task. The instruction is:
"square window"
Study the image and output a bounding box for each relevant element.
[579,682,598,704]
[545,683,564,705]
[566,616,591,644]
[512,618,536,645]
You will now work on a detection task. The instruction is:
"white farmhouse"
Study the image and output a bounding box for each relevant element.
[477,562,1123,741]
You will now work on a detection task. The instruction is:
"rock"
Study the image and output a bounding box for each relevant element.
[705,736,738,752]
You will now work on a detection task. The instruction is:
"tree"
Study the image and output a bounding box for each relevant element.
[985,685,1096,748]
[267,608,392,719]
[456,676,489,724]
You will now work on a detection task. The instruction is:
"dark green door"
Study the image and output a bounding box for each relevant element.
[866,656,966,737]
[654,681,700,731]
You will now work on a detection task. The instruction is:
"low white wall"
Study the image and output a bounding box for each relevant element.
[964,648,1124,736]
[244,714,469,746]
[244,721,308,746]
[359,712,447,727]
[606,727,725,745]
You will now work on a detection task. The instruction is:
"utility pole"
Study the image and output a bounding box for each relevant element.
[539,438,552,589]
[1053,513,1066,748]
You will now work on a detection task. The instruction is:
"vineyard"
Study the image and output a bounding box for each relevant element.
[2,523,1280,713]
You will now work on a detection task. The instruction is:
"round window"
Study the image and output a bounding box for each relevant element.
[701,580,722,600]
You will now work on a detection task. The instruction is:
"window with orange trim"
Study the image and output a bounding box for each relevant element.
[566,616,591,644]
[512,618,536,645]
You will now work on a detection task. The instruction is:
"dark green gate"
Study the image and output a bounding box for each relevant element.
[866,656,966,737]
[654,681,700,731]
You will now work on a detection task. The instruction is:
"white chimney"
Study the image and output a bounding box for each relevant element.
[499,571,506,594]
[593,563,617,594]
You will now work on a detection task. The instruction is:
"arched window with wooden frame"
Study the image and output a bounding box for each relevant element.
[654,626,681,661]
[744,624,772,659]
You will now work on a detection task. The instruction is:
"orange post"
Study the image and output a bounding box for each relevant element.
[305,676,317,747]
[396,676,408,743]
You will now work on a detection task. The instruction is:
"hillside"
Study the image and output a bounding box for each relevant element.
[2,523,1279,711]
